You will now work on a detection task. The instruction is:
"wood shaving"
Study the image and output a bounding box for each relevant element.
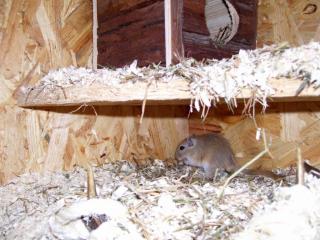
[235,174,320,240]
[27,41,320,115]
[0,160,296,240]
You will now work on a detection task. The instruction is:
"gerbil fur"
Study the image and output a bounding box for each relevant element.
[175,133,278,179]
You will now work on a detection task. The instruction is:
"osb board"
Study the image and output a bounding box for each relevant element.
[0,0,93,104]
[0,1,190,184]
[0,105,188,184]
[189,101,320,170]
[257,0,320,46]
[0,0,93,184]
[1,0,320,185]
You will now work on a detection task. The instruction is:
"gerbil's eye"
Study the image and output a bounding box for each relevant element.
[179,145,185,151]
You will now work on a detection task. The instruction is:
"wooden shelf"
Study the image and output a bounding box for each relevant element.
[17,77,320,107]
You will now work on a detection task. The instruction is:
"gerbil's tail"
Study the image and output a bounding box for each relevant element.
[242,169,281,180]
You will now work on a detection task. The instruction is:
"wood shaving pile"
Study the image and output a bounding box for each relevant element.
[235,174,320,240]
[1,160,290,240]
[33,41,320,113]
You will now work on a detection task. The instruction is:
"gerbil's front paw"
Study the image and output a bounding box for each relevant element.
[183,157,196,167]
[204,169,215,179]
[203,165,216,179]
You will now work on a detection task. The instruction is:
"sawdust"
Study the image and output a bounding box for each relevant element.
[235,174,320,240]
[26,41,320,115]
[0,160,291,240]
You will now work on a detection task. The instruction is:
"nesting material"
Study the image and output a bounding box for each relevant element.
[50,198,142,240]
[0,160,288,240]
[235,175,320,240]
[20,41,320,113]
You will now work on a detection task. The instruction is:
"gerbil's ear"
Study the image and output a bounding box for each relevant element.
[186,137,195,147]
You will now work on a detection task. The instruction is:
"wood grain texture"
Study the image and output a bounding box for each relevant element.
[1,0,320,185]
[183,0,257,60]
[17,77,320,107]
[97,0,258,66]
[189,101,320,170]
[0,0,93,184]
[98,0,165,67]
[171,0,184,64]
[0,0,190,184]
[257,0,320,46]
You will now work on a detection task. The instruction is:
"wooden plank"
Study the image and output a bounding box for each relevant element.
[257,0,320,47]
[17,77,320,107]
[0,0,94,184]
[2,0,320,187]
[165,0,172,67]
[97,0,165,67]
[182,0,257,60]
[171,0,184,64]
[188,101,320,170]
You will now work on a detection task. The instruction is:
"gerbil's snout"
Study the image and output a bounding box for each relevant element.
[175,148,185,165]
[175,137,196,165]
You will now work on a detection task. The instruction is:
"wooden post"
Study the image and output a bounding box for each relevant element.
[165,0,172,67]
[171,0,184,63]
[297,147,304,185]
[92,0,98,71]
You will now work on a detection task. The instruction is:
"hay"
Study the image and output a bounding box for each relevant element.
[26,41,320,115]
[0,160,291,240]
[235,175,320,240]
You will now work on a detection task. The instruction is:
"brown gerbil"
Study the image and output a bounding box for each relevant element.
[175,133,237,178]
[175,133,278,179]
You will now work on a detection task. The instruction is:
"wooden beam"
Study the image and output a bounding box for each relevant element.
[171,0,184,64]
[97,0,165,67]
[17,77,320,107]
[183,0,257,60]
[92,0,98,71]
[257,0,320,47]
[165,0,172,67]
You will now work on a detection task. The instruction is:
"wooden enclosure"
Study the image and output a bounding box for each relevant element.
[97,0,257,67]
[182,0,257,61]
[0,0,320,185]
[97,0,166,67]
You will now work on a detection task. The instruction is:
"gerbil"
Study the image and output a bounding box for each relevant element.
[175,133,237,178]
[175,133,278,179]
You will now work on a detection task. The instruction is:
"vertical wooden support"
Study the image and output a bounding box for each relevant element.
[92,0,98,71]
[171,0,184,64]
[97,0,257,67]
[87,165,97,199]
[297,147,304,185]
[165,0,184,66]
[165,0,172,67]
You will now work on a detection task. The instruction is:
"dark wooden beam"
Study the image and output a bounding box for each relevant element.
[182,0,258,60]
[171,0,184,64]
[98,0,165,67]
[97,0,258,67]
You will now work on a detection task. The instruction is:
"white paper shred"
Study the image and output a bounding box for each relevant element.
[0,161,292,240]
[234,175,320,240]
[2,161,317,240]
[30,42,320,115]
